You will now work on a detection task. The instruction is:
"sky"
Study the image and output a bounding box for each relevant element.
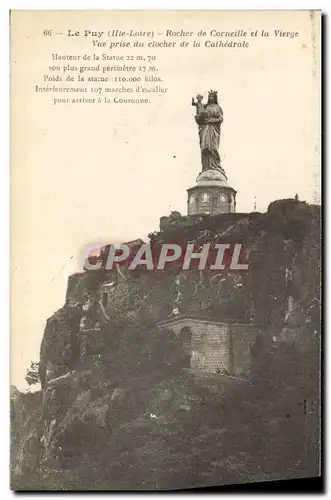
[11,10,320,390]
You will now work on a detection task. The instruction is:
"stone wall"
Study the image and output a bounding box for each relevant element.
[158,317,230,373]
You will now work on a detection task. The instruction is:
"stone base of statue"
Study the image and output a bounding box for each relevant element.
[187,168,237,215]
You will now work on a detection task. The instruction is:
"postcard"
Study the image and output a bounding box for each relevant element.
[10,10,321,491]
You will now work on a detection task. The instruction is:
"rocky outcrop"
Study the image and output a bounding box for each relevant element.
[11,199,321,490]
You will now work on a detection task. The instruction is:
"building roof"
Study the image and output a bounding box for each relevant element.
[157,314,261,328]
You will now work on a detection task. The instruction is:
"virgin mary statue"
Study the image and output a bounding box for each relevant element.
[192,90,226,177]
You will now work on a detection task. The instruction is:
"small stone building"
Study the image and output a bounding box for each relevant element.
[157,315,262,379]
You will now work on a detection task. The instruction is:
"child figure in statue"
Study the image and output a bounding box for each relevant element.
[192,94,206,120]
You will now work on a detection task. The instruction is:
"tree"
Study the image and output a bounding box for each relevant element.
[25,361,40,386]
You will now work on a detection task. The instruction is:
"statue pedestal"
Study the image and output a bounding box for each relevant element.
[187,169,237,215]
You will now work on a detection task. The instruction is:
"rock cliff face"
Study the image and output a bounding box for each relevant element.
[11,199,321,491]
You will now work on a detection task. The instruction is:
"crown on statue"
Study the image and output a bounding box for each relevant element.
[208,89,218,98]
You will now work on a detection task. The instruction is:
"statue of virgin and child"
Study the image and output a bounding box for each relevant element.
[192,90,227,179]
